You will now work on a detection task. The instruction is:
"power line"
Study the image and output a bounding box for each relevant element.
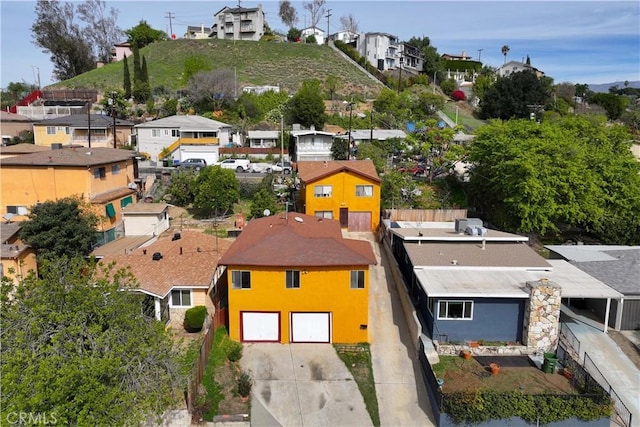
[325,9,332,44]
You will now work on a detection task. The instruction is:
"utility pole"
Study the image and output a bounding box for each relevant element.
[87,100,92,148]
[165,12,175,38]
[325,9,332,44]
[347,99,354,160]
[477,48,484,62]
[397,55,404,94]
[370,110,374,143]
[109,92,117,148]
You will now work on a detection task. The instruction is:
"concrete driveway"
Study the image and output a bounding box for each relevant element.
[241,343,373,426]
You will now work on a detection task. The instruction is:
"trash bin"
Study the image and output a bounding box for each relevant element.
[542,353,557,373]
[162,159,169,167]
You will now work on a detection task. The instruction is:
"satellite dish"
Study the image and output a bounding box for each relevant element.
[3,213,14,222]
[263,209,271,217]
[294,216,304,223]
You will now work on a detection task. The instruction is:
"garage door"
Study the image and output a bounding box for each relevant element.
[348,212,371,232]
[241,312,280,342]
[290,312,331,343]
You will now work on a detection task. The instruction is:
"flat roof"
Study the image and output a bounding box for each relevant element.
[415,259,622,299]
[391,226,528,242]
[122,203,168,214]
[90,235,155,258]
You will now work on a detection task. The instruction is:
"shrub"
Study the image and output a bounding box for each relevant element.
[452,90,466,101]
[184,305,207,332]
[225,340,243,362]
[237,371,253,397]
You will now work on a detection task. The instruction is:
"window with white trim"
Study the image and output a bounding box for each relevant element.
[171,129,179,137]
[94,129,106,135]
[152,129,161,137]
[232,270,251,289]
[314,211,333,219]
[355,185,373,197]
[314,185,332,198]
[6,205,28,215]
[350,270,365,289]
[171,289,192,307]
[285,270,300,289]
[46,126,56,135]
[437,300,473,320]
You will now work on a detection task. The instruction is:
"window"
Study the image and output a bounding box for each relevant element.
[152,129,161,137]
[171,129,179,137]
[93,167,106,179]
[314,211,333,219]
[120,195,133,208]
[314,185,332,198]
[46,126,56,135]
[437,300,473,320]
[286,270,300,289]
[111,164,120,175]
[65,127,71,135]
[355,185,374,197]
[350,270,365,289]
[231,270,251,289]
[171,289,192,307]
[94,129,106,135]
[105,203,116,218]
[6,205,28,215]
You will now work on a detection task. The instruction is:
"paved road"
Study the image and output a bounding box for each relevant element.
[367,234,436,427]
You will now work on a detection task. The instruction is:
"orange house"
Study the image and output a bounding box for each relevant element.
[297,160,381,232]
[219,213,377,344]
[0,222,37,283]
[0,147,139,245]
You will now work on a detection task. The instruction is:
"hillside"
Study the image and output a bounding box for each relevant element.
[52,39,384,98]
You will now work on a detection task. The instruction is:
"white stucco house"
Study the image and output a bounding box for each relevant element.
[300,26,325,44]
[134,115,231,163]
[123,203,170,237]
[291,125,335,162]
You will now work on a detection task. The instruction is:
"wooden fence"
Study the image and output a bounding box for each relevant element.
[384,209,468,222]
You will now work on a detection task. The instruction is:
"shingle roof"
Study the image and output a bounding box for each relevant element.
[0,223,22,243]
[35,114,134,127]
[219,213,377,267]
[1,243,31,259]
[90,187,136,204]
[296,160,381,184]
[122,203,168,214]
[100,231,232,297]
[247,130,279,139]
[0,147,136,167]
[0,144,49,155]
[0,111,32,122]
[405,241,551,269]
[134,115,230,130]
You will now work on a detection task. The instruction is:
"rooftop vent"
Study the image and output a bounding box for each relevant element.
[152,252,163,261]
[172,232,181,241]
[455,218,483,233]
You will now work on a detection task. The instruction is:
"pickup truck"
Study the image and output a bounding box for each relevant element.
[215,158,251,172]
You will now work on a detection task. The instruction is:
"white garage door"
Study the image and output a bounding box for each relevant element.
[241,312,280,342]
[290,312,331,343]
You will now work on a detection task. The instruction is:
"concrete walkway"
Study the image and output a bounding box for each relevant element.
[561,308,640,425]
[368,236,436,426]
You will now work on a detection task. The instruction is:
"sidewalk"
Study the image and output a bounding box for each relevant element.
[367,235,435,426]
[561,308,640,425]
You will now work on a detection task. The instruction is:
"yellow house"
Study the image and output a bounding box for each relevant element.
[297,160,381,232]
[0,222,37,283]
[33,114,134,149]
[99,231,232,324]
[0,147,139,245]
[219,213,377,344]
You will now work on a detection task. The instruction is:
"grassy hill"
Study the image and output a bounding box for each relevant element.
[53,39,384,98]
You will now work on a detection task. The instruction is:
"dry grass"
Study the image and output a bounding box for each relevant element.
[434,356,577,395]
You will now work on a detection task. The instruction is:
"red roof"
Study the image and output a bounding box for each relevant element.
[219,213,377,267]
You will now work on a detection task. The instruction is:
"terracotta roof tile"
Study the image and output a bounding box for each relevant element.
[90,187,136,204]
[100,231,232,297]
[297,160,380,184]
[219,213,376,267]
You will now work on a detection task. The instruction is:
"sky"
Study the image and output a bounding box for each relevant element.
[1,0,639,89]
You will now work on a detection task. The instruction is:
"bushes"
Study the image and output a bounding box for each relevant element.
[184,305,207,332]
[452,90,466,101]
[224,339,243,362]
[237,370,253,397]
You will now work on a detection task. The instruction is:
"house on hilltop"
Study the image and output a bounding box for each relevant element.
[210,5,265,41]
[219,213,377,343]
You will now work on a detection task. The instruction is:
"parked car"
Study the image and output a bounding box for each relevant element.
[177,158,207,170]
[250,163,273,173]
[215,158,251,173]
[398,164,426,176]
[272,161,293,174]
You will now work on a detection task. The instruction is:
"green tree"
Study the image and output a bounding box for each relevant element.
[408,119,463,182]
[468,116,640,242]
[381,170,415,209]
[1,257,181,425]
[279,0,298,28]
[287,79,326,129]
[501,45,510,64]
[406,36,443,83]
[1,82,39,110]
[99,89,128,118]
[590,92,629,121]
[19,197,98,260]
[31,0,95,81]
[250,187,277,219]
[125,20,167,48]
[331,137,349,160]
[165,169,198,206]
[194,166,240,217]
[356,143,386,173]
[182,55,212,85]
[123,54,132,99]
[76,0,123,64]
[480,71,552,120]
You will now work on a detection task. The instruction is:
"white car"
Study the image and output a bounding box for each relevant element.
[250,163,273,173]
[215,159,251,173]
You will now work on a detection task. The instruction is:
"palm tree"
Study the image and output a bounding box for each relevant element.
[501,45,510,64]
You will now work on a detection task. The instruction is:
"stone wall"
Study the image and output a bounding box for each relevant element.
[522,279,561,352]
